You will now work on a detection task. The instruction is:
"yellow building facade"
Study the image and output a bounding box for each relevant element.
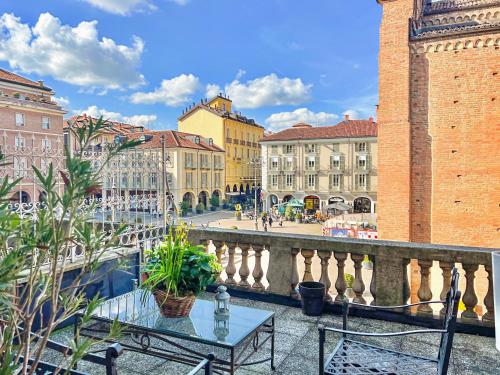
[178,94,264,196]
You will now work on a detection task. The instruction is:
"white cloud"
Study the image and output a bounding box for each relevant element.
[0,13,145,90]
[74,105,157,127]
[54,96,70,109]
[123,114,157,127]
[327,93,378,120]
[83,0,156,15]
[130,74,200,106]
[205,83,221,98]
[342,109,361,120]
[223,73,312,109]
[235,69,246,80]
[265,108,339,131]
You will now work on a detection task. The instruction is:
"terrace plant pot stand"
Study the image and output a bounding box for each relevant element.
[74,290,275,375]
[319,268,461,374]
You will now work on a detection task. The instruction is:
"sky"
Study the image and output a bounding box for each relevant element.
[0,0,382,132]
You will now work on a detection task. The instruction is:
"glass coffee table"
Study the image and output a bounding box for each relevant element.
[75,290,275,374]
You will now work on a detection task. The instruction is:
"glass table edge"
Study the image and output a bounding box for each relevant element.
[76,295,276,349]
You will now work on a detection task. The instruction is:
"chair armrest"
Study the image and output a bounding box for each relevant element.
[320,325,446,337]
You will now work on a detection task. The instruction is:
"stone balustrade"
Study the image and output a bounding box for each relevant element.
[187,227,497,328]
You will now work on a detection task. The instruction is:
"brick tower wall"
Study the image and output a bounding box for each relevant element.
[410,36,500,248]
[377,0,414,241]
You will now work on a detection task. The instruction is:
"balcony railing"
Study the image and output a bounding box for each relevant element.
[187,228,496,332]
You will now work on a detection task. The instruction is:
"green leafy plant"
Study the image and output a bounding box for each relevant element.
[210,195,219,208]
[180,200,190,216]
[0,116,142,374]
[295,212,303,219]
[196,203,204,214]
[285,205,294,220]
[344,273,354,289]
[142,225,221,299]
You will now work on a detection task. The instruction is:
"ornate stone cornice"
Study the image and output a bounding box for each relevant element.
[424,0,500,15]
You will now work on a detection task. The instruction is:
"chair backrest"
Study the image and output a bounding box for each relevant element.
[437,267,461,375]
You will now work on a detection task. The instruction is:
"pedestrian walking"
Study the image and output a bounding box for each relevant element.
[261,215,267,227]
[279,216,283,227]
[268,216,273,227]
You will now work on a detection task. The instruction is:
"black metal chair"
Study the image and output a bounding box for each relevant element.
[186,353,216,375]
[19,339,123,375]
[319,267,461,375]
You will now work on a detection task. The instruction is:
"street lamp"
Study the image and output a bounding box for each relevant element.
[249,157,262,231]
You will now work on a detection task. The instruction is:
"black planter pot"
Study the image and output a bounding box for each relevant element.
[298,281,325,316]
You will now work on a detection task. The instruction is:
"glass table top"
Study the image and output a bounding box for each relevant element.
[89,289,274,347]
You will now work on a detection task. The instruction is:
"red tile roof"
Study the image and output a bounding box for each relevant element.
[0,69,52,92]
[260,118,378,142]
[64,115,145,135]
[131,130,224,152]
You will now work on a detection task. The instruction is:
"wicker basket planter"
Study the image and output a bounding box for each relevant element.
[153,290,196,318]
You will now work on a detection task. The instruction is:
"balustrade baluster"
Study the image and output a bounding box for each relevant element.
[351,254,366,304]
[318,250,333,302]
[225,243,237,285]
[301,249,315,282]
[252,245,265,291]
[403,258,411,305]
[290,248,300,299]
[238,245,251,288]
[214,241,224,284]
[439,261,453,316]
[334,252,348,302]
[369,255,376,305]
[482,265,495,325]
[461,263,479,322]
[417,260,433,314]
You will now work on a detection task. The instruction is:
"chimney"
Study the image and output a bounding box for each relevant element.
[344,114,350,121]
[38,80,44,87]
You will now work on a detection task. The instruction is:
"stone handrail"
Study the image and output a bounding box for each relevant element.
[187,227,497,327]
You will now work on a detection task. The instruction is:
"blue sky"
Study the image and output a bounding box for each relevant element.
[0,0,382,131]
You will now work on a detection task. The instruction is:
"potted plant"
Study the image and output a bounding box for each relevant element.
[180,200,190,217]
[285,205,294,221]
[298,281,326,316]
[345,273,355,299]
[362,254,373,270]
[210,195,219,211]
[195,203,204,214]
[142,225,222,317]
[295,212,303,223]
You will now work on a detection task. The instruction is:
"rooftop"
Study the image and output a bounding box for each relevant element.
[260,116,377,142]
[47,292,499,374]
[65,115,146,135]
[131,130,225,152]
[0,68,52,92]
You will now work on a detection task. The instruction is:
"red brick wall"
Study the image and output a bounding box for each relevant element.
[411,37,500,248]
[378,0,500,248]
[377,0,414,241]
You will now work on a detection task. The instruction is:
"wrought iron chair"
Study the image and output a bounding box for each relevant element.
[19,339,123,375]
[319,267,461,374]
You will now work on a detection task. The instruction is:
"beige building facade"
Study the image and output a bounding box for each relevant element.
[260,117,378,214]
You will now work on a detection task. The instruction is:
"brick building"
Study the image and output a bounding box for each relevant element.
[377,0,500,248]
[0,69,66,204]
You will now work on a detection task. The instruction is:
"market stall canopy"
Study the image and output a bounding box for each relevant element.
[326,202,352,211]
[287,198,304,208]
